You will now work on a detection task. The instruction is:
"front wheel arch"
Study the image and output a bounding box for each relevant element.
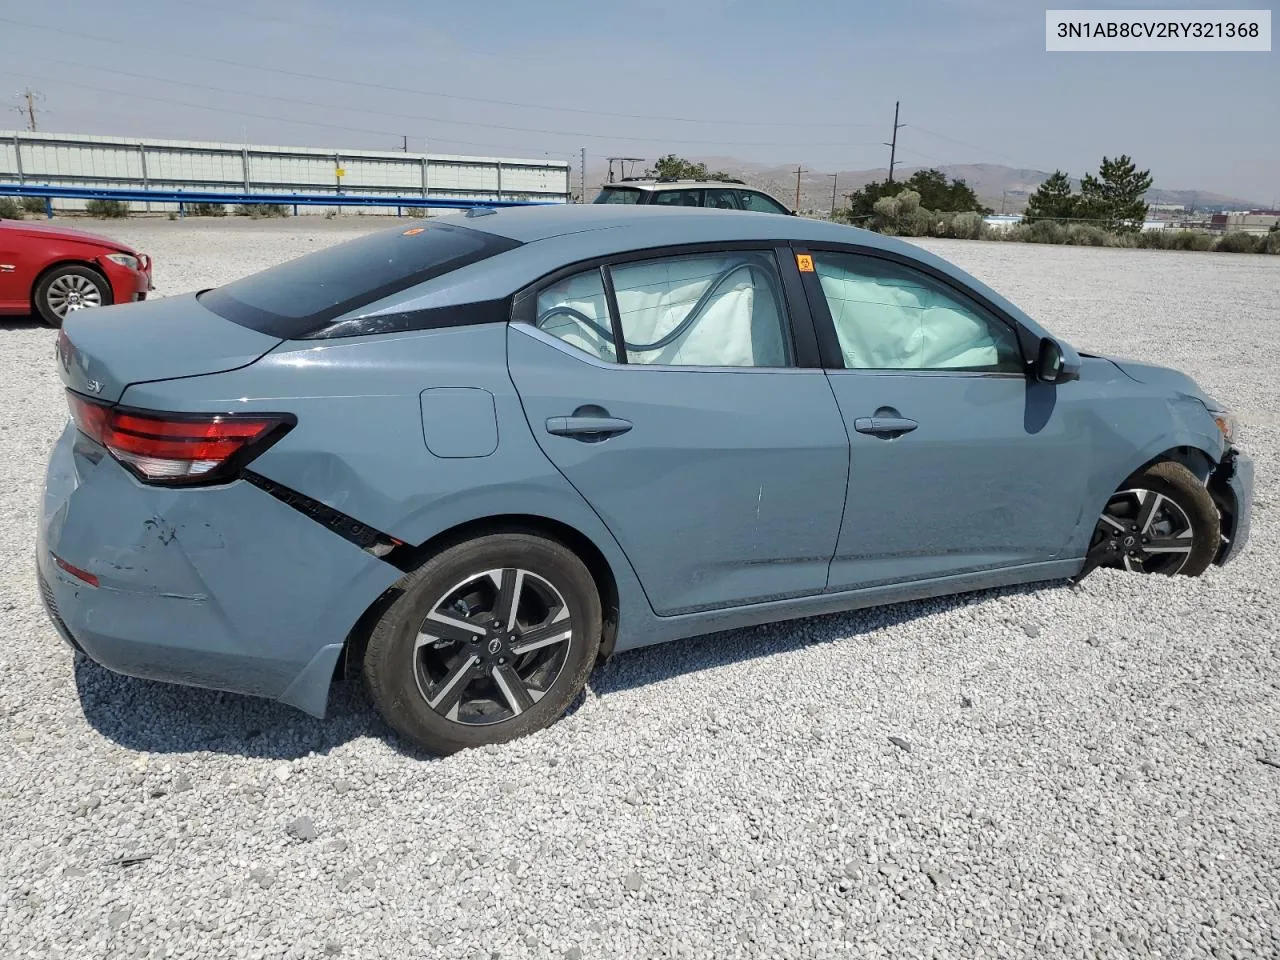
[1122,445,1215,487]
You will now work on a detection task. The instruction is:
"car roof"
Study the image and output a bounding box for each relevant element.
[602,179,748,189]
[447,204,845,245]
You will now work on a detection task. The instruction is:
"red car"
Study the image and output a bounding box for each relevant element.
[0,217,152,327]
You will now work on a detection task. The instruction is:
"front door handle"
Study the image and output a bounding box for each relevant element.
[854,416,918,436]
[546,415,633,439]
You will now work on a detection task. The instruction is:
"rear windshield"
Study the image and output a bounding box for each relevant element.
[593,187,644,204]
[199,221,520,339]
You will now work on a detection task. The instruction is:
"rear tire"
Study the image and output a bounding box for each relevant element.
[363,533,602,755]
[33,264,112,327]
[1094,461,1219,577]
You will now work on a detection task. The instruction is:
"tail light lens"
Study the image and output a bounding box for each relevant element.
[67,391,293,485]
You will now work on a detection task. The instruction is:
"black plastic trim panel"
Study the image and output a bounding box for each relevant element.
[243,471,406,564]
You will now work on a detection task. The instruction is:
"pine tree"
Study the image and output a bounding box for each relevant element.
[1078,155,1152,232]
[1023,171,1077,223]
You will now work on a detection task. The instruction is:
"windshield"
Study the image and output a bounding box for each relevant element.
[593,187,644,204]
[199,220,519,338]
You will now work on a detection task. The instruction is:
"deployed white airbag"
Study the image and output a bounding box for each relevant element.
[815,256,1018,370]
[535,253,788,367]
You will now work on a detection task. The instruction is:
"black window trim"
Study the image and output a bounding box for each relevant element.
[790,241,1034,377]
[510,241,825,370]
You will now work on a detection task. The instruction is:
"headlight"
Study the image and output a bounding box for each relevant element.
[105,253,138,270]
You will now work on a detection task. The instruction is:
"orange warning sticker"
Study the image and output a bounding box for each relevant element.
[402,227,426,236]
[795,253,814,272]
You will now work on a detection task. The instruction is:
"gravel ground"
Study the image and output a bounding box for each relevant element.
[1,218,1277,960]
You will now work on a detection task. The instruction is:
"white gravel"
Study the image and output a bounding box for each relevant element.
[1,218,1277,960]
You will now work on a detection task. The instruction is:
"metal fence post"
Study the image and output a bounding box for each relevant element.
[496,162,503,202]
[13,134,24,186]
[139,143,150,214]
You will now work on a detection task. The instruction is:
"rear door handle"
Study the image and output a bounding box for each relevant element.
[854,416,918,436]
[546,415,633,439]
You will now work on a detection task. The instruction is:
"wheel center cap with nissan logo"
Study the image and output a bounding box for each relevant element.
[488,638,503,655]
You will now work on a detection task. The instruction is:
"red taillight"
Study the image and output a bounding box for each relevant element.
[67,392,292,485]
[53,553,99,588]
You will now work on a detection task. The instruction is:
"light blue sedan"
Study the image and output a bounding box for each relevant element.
[39,206,1253,754]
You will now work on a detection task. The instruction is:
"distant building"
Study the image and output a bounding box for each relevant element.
[1210,211,1280,235]
[982,214,1022,230]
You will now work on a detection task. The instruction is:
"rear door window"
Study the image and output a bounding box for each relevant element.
[593,187,644,204]
[703,189,743,210]
[199,221,519,339]
[738,191,792,214]
[651,189,703,207]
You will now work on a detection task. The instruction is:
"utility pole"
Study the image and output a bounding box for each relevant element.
[827,173,838,218]
[402,134,408,152]
[580,147,586,203]
[15,88,40,132]
[883,100,904,183]
[794,166,807,212]
[1001,190,1007,215]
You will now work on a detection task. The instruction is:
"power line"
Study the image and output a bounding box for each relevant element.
[0,69,576,158]
[0,51,889,150]
[0,14,880,131]
[907,124,1038,170]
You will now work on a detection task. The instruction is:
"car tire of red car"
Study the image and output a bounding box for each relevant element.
[363,532,603,755]
[33,264,113,328]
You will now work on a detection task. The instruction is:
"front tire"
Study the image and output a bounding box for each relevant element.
[1093,461,1220,576]
[34,264,112,327]
[363,533,602,755]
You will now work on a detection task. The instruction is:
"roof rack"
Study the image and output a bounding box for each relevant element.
[614,176,747,185]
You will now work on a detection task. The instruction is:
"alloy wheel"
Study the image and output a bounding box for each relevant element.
[46,274,103,319]
[1096,488,1196,574]
[413,568,574,725]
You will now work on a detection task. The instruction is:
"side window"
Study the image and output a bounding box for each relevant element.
[651,189,703,207]
[703,189,742,210]
[738,191,791,214]
[812,252,1023,373]
[609,251,792,367]
[534,268,616,362]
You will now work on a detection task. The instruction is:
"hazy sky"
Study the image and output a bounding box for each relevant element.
[1,0,1276,200]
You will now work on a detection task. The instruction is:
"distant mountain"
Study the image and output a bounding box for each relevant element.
[584,158,1263,215]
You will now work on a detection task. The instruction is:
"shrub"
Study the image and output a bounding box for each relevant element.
[1166,230,1215,251]
[85,199,129,218]
[0,197,23,220]
[896,207,931,237]
[1065,224,1113,246]
[188,202,227,217]
[1214,232,1260,254]
[1261,231,1280,255]
[894,190,921,215]
[1024,220,1068,244]
[21,196,45,214]
[948,211,984,240]
[405,207,428,219]
[234,203,289,218]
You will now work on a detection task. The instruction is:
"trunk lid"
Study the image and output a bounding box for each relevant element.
[56,294,282,404]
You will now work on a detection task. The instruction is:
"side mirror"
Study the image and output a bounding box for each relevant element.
[1035,337,1080,383]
